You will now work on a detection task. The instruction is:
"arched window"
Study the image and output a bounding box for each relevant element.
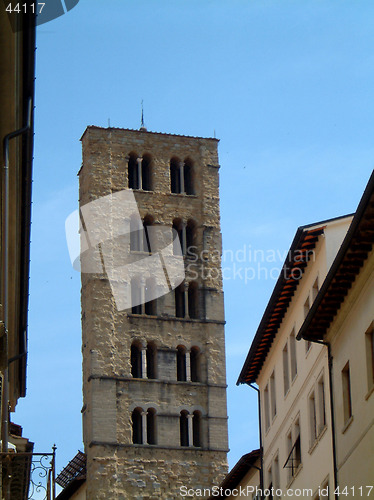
[190,346,200,382]
[131,275,157,316]
[146,342,157,379]
[177,345,187,381]
[128,153,153,191]
[175,282,198,319]
[132,408,143,444]
[131,342,142,378]
[184,158,194,195]
[144,278,157,316]
[128,153,139,190]
[186,219,196,253]
[188,281,199,319]
[180,410,189,446]
[147,408,156,445]
[175,284,185,318]
[131,277,142,315]
[170,157,180,194]
[192,411,202,447]
[170,157,194,195]
[141,153,153,191]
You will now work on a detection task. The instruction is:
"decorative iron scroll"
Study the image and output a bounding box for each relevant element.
[0,446,56,500]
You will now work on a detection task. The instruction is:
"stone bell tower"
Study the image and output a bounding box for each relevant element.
[79,125,228,499]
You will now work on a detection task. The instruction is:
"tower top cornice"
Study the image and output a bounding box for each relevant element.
[80,125,219,143]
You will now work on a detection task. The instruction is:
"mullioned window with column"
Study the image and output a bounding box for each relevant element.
[127,152,153,191]
[131,407,157,445]
[179,410,202,447]
[170,157,195,195]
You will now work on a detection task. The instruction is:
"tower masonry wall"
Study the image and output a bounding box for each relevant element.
[86,446,228,500]
[79,127,228,499]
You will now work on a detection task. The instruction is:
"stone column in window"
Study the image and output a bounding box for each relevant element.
[179,161,185,194]
[141,411,148,444]
[184,282,189,319]
[141,346,147,379]
[138,221,145,252]
[137,158,143,190]
[186,350,191,382]
[187,413,193,447]
[140,277,146,315]
[179,221,186,255]
[125,156,130,188]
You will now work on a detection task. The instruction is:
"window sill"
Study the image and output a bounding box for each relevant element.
[308,437,318,455]
[128,188,154,193]
[129,250,195,261]
[130,250,151,255]
[291,373,298,386]
[286,464,303,488]
[128,313,205,323]
[126,313,225,325]
[131,443,158,447]
[178,447,203,451]
[176,380,204,385]
[365,384,374,401]
[342,415,354,434]
[117,377,223,387]
[130,376,157,381]
[170,192,197,198]
[91,441,229,452]
[308,425,327,455]
[318,424,327,440]
[128,313,158,319]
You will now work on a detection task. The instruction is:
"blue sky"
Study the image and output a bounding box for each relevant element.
[15,0,374,481]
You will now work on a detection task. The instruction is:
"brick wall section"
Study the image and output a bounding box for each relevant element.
[79,127,228,499]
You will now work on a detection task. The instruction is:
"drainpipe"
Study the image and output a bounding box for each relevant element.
[1,97,33,453]
[300,336,338,498]
[249,383,264,500]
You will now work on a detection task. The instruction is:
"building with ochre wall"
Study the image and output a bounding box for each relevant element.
[78,126,229,499]
[0,6,36,499]
[298,171,374,496]
[231,171,373,500]
[237,214,353,499]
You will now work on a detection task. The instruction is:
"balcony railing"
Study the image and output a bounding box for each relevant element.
[0,446,56,500]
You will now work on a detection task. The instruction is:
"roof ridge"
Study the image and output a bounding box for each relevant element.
[81,125,219,142]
